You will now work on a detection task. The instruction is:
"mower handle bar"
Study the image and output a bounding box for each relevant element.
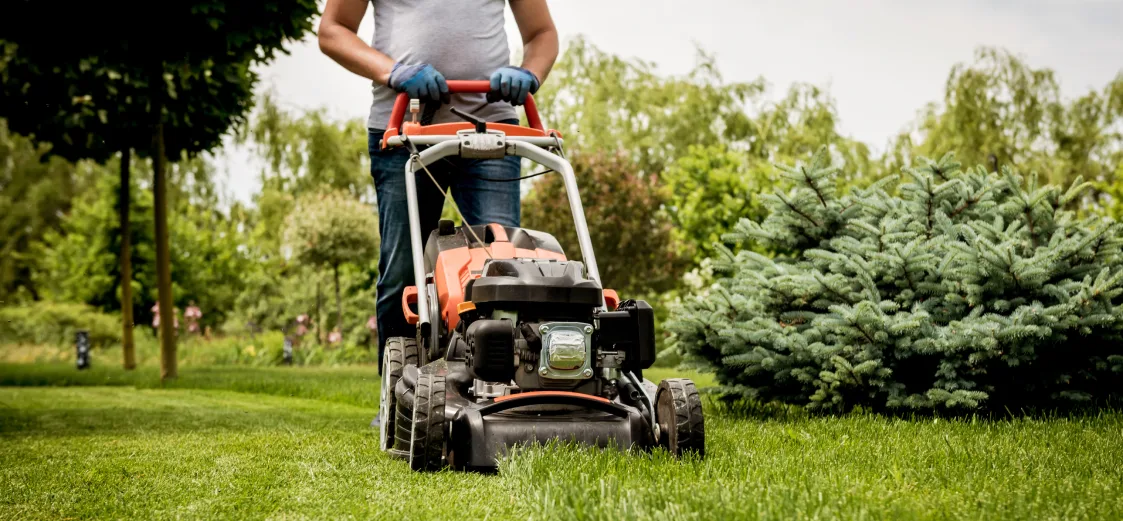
[387,80,544,132]
[383,134,561,148]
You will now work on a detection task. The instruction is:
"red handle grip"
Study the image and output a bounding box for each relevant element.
[386,80,543,132]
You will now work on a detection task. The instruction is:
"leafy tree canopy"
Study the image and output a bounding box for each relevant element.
[535,36,762,174]
[239,92,372,200]
[283,190,378,333]
[0,0,319,161]
[284,191,379,271]
[523,150,690,297]
[890,47,1123,209]
[236,93,372,255]
[534,38,876,265]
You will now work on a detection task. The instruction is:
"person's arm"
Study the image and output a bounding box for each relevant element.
[510,0,559,84]
[318,0,396,85]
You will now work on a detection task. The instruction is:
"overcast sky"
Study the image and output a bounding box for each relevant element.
[214,0,1123,203]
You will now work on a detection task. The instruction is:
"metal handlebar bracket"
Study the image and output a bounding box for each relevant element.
[458,130,507,160]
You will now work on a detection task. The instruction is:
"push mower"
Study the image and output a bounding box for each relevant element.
[376,80,705,471]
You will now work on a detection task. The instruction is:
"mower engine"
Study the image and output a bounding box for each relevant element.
[453,258,656,401]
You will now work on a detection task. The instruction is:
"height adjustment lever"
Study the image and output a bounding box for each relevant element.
[450,107,488,133]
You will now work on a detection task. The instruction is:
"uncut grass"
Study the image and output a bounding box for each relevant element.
[502,411,1123,521]
[2,363,1122,520]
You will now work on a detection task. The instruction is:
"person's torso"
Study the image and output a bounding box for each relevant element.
[368,0,515,129]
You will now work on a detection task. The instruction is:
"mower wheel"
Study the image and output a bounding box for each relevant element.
[409,372,447,471]
[655,378,705,458]
[379,337,418,453]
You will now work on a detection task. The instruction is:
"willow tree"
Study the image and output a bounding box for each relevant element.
[888,47,1123,210]
[0,0,317,378]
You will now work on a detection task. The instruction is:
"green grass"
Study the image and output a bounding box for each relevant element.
[1,362,1121,520]
[0,363,381,408]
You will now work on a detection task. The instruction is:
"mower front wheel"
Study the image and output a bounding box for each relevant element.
[656,378,705,458]
[409,372,447,471]
[379,337,418,453]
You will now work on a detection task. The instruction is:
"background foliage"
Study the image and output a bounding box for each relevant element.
[283,191,379,273]
[31,153,251,331]
[887,47,1123,211]
[2,38,1122,399]
[0,120,97,302]
[522,150,690,297]
[0,302,122,349]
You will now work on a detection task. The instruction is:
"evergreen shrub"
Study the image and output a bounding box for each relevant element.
[669,149,1123,412]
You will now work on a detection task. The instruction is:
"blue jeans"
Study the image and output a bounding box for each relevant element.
[368,122,521,370]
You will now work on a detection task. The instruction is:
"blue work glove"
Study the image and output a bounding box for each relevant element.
[388,62,450,104]
[488,66,540,106]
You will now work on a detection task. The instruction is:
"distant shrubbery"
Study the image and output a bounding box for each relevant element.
[0,302,121,348]
[0,317,377,368]
[174,332,378,367]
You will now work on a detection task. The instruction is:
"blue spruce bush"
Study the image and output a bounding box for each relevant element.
[669,148,1123,412]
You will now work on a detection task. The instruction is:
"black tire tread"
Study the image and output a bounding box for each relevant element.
[394,393,413,449]
[381,337,418,452]
[409,373,447,471]
[657,378,705,458]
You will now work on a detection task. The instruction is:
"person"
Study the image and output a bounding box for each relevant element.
[366,314,379,349]
[318,0,559,368]
[151,302,179,331]
[184,301,202,334]
[295,313,310,339]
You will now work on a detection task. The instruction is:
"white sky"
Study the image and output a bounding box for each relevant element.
[214,0,1123,203]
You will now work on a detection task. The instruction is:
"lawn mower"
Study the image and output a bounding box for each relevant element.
[376,80,704,471]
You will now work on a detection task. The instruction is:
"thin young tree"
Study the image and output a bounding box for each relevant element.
[283,191,379,337]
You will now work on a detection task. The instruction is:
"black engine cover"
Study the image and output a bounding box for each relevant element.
[596,300,656,371]
[466,259,603,307]
[466,319,516,382]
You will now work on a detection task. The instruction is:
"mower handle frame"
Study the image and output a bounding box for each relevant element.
[400,134,603,337]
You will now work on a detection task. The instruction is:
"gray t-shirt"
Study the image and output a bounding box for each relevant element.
[367,0,517,129]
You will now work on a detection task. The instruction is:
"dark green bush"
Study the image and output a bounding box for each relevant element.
[669,149,1123,412]
[0,302,121,348]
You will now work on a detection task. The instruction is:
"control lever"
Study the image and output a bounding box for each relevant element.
[450,107,488,133]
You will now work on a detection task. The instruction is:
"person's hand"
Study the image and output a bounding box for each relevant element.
[388,62,450,104]
[487,66,540,106]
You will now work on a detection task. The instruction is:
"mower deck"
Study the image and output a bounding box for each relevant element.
[448,371,657,470]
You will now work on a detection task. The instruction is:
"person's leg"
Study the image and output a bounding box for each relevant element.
[369,130,449,372]
[450,119,523,228]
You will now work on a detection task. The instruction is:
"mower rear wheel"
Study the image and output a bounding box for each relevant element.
[656,378,705,458]
[409,372,447,471]
[379,337,418,453]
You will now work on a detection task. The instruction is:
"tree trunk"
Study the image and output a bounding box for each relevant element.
[315,271,323,346]
[153,117,176,380]
[334,264,342,334]
[120,148,136,370]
